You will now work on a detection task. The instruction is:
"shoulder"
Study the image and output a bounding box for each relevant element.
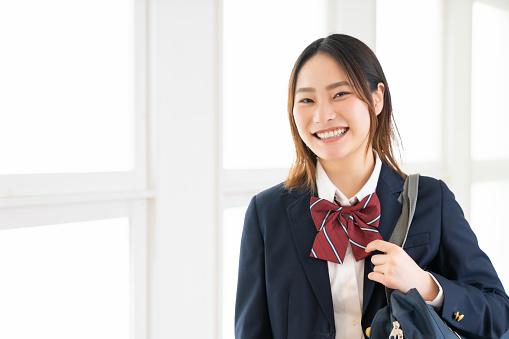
[413,175,463,216]
[246,182,308,223]
[380,163,455,204]
[417,175,454,198]
[252,182,304,209]
[417,175,443,192]
[254,182,288,201]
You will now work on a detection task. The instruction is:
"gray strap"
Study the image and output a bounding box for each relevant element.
[385,174,420,304]
[388,174,419,248]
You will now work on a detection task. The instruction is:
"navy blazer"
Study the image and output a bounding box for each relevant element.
[235,164,509,339]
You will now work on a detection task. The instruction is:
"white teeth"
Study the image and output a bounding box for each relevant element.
[316,128,347,140]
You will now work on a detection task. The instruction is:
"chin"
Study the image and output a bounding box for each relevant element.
[315,152,349,162]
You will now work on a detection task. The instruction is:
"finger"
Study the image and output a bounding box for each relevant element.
[369,271,398,290]
[367,271,387,286]
[371,254,388,266]
[365,239,398,253]
[372,263,385,273]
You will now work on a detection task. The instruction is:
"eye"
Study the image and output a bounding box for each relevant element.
[334,92,349,98]
[298,98,314,103]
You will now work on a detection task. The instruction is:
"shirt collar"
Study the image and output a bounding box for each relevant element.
[316,152,382,207]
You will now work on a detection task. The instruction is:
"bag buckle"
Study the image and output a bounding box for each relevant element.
[389,321,403,339]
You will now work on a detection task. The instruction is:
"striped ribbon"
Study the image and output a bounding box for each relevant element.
[309,193,382,264]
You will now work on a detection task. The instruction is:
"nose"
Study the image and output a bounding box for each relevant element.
[313,99,336,123]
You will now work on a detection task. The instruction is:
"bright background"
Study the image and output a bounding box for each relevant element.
[1,0,508,338]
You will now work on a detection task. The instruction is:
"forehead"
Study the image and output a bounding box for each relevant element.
[296,53,348,87]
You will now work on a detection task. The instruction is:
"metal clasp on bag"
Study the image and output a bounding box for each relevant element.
[389,321,403,339]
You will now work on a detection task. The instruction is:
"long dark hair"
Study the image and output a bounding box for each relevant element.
[284,34,404,194]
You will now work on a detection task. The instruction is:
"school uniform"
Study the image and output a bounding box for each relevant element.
[235,160,509,338]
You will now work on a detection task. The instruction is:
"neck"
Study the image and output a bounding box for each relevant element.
[320,148,376,199]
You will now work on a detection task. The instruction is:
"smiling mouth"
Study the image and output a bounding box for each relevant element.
[314,128,348,140]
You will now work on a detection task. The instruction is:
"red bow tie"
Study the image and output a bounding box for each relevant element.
[309,193,383,264]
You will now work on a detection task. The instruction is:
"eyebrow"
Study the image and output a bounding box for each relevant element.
[295,81,350,94]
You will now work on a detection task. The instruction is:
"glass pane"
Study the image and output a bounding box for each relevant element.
[471,181,509,289]
[0,0,135,174]
[376,0,443,163]
[223,0,327,169]
[0,218,130,339]
[222,206,247,339]
[471,2,509,161]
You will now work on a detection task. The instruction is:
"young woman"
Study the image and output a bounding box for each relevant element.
[234,34,509,338]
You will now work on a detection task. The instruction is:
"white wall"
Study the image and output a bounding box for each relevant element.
[148,0,220,338]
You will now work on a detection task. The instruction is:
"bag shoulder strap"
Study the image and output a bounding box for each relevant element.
[388,173,419,247]
[385,173,420,303]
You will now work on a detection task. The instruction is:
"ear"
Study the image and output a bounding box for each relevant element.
[372,83,385,116]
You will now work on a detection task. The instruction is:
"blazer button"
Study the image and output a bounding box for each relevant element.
[365,327,371,337]
[453,311,465,321]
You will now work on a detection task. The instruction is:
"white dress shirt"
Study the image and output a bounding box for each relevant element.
[315,153,443,338]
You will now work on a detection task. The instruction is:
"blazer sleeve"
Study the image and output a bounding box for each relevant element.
[429,180,509,338]
[235,196,274,339]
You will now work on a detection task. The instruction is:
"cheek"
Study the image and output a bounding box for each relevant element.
[348,102,372,132]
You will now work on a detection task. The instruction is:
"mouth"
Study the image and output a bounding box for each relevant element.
[314,127,349,140]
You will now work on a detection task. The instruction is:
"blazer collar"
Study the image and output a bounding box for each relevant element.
[287,163,405,323]
[287,191,335,327]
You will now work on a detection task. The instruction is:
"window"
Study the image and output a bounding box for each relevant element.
[0,0,147,197]
[376,0,443,165]
[223,0,327,169]
[470,0,509,288]
[471,0,509,161]
[0,1,148,338]
[221,1,327,337]
[0,219,130,338]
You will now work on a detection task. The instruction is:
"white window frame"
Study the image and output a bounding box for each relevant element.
[442,0,509,216]
[0,1,150,338]
[469,0,509,193]
[147,1,220,338]
[0,198,148,338]
[0,0,148,198]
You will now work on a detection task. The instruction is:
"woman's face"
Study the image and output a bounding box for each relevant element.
[293,53,382,165]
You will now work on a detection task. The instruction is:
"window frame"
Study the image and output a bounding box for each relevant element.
[0,0,150,338]
[0,197,149,339]
[0,0,148,198]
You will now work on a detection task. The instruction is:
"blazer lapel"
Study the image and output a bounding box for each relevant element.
[362,164,404,316]
[287,189,335,328]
